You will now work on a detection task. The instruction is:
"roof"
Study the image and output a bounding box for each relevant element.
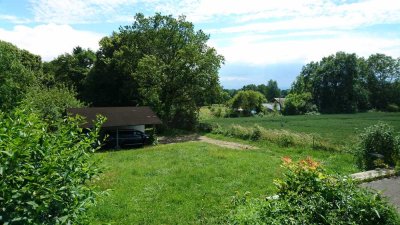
[274,98,286,105]
[67,107,162,128]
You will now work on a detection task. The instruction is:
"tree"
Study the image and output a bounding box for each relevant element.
[84,13,224,129]
[283,92,315,115]
[230,90,266,116]
[366,54,400,110]
[0,40,41,111]
[290,52,369,113]
[44,46,96,99]
[265,79,281,101]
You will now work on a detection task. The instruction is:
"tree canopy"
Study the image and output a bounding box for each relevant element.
[84,13,224,129]
[290,52,400,113]
[230,90,266,116]
[0,40,41,111]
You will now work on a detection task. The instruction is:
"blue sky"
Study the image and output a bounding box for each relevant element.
[1,0,399,89]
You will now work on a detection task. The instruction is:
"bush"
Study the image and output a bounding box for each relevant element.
[226,157,400,224]
[18,85,84,123]
[355,122,400,170]
[0,110,104,224]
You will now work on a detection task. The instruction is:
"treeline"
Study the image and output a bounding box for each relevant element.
[285,52,400,115]
[0,13,224,129]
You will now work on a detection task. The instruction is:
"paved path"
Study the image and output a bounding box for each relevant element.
[361,176,400,213]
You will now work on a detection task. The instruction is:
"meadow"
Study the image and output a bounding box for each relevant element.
[88,111,400,224]
[88,142,356,224]
[203,111,400,146]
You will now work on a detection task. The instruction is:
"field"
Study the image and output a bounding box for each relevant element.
[203,111,400,146]
[88,112,399,224]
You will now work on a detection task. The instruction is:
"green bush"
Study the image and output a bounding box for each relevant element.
[18,85,84,123]
[0,110,104,224]
[355,122,400,170]
[226,157,400,224]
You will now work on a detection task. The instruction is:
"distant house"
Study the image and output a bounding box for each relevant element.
[263,98,286,112]
[67,106,162,132]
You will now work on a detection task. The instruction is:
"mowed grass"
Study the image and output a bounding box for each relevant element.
[203,112,400,146]
[88,141,356,224]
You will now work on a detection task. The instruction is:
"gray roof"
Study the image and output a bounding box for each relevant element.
[67,107,162,128]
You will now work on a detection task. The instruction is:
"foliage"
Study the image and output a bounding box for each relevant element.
[227,157,400,225]
[241,79,281,101]
[355,122,400,170]
[0,40,41,111]
[0,110,104,224]
[18,85,84,123]
[290,52,400,113]
[283,92,316,115]
[229,90,266,116]
[44,46,96,99]
[84,13,224,129]
[366,54,400,110]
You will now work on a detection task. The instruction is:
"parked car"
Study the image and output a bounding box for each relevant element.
[102,129,149,148]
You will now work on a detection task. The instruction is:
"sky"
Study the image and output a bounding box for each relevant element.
[1,0,399,89]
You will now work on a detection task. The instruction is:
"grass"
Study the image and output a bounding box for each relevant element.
[88,141,356,224]
[203,112,400,146]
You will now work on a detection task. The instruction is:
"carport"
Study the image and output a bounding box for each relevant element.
[67,106,162,148]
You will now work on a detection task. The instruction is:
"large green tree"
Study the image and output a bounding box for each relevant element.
[44,46,96,99]
[366,54,400,110]
[291,52,368,113]
[84,13,224,129]
[230,90,266,116]
[0,40,41,111]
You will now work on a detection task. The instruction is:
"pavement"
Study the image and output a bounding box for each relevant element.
[361,176,400,213]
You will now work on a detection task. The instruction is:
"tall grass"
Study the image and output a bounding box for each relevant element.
[210,124,338,151]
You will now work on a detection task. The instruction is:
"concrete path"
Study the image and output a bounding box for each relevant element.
[361,176,400,213]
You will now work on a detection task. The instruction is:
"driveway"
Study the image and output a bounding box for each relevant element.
[361,176,400,213]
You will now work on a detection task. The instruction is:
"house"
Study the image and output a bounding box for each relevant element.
[263,98,286,112]
[67,107,162,148]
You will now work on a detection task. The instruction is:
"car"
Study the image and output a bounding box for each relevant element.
[102,129,150,149]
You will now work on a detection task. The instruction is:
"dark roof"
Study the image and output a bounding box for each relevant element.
[67,107,162,128]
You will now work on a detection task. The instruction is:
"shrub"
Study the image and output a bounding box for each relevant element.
[226,157,400,224]
[0,110,104,224]
[18,85,84,123]
[355,122,400,170]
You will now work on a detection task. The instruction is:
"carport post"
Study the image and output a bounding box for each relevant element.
[116,128,120,149]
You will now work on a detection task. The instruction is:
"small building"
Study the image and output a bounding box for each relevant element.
[67,106,162,131]
[67,107,162,148]
[263,98,286,112]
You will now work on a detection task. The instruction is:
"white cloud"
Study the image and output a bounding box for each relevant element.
[0,14,31,24]
[0,24,104,61]
[216,34,400,65]
[220,76,250,82]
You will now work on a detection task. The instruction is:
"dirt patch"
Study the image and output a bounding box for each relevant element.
[158,135,258,150]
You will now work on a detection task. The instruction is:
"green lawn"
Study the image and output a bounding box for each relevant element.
[88,141,356,224]
[203,112,400,146]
